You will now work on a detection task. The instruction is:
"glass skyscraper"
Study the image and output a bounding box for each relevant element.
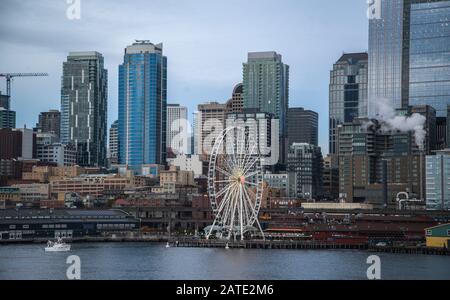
[60,52,108,167]
[243,52,289,127]
[368,0,450,117]
[368,0,404,116]
[118,41,167,172]
[0,92,15,129]
[288,107,319,147]
[329,53,368,155]
[243,51,289,166]
[409,1,450,116]
[426,149,450,210]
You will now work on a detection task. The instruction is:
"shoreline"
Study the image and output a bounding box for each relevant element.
[1,237,449,256]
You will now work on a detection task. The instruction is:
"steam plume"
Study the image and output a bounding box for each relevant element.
[373,98,426,151]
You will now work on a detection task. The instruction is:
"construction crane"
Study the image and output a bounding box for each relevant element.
[0,73,49,97]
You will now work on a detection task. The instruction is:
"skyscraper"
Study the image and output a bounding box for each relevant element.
[408,1,450,117]
[0,92,15,129]
[426,149,450,211]
[368,0,450,117]
[329,53,368,154]
[243,51,289,166]
[287,143,323,200]
[197,102,226,156]
[192,112,200,155]
[288,107,319,147]
[226,83,244,114]
[61,52,108,167]
[118,41,167,172]
[167,104,188,154]
[109,120,119,166]
[36,110,61,140]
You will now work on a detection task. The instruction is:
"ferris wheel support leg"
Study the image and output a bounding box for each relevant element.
[255,218,265,241]
[206,217,219,240]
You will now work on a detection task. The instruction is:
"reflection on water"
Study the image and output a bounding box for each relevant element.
[0,243,449,280]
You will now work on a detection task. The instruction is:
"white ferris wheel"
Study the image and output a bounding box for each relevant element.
[206,126,265,241]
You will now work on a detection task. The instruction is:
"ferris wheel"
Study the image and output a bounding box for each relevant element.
[206,126,265,241]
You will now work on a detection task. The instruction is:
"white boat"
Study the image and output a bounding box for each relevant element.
[45,238,71,252]
[225,243,230,250]
[165,242,171,248]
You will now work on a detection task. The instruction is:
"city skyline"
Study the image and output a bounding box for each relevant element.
[0,0,369,154]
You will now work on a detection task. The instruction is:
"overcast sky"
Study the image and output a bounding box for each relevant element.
[0,0,369,154]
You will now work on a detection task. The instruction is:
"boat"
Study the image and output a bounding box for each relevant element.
[225,243,229,250]
[45,238,71,252]
[165,242,171,248]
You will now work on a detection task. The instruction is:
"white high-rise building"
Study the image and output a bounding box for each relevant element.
[192,112,200,155]
[166,104,188,155]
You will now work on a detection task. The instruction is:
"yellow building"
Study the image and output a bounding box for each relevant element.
[0,187,20,203]
[425,224,450,249]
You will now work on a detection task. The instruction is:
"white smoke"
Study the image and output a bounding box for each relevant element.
[373,98,427,151]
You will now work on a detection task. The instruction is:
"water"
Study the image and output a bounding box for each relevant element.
[0,243,449,280]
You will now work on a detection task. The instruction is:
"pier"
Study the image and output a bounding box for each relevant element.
[169,238,450,256]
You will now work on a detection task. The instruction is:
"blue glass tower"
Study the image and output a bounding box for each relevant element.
[118,41,167,172]
[368,0,450,117]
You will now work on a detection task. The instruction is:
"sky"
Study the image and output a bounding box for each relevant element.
[0,0,369,154]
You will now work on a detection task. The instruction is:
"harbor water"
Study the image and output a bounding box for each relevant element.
[0,243,449,280]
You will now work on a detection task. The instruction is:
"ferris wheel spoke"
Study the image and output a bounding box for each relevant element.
[237,130,246,169]
[239,184,245,239]
[221,184,238,225]
[244,171,260,179]
[243,186,259,223]
[222,157,235,174]
[227,188,239,239]
[242,157,258,176]
[216,167,231,177]
[241,142,257,172]
[217,183,235,219]
[242,185,256,212]
[215,182,234,199]
[245,181,260,188]
[214,179,233,184]
[241,185,251,225]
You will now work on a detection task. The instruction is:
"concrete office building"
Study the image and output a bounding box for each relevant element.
[287,143,323,200]
[197,102,226,156]
[288,107,319,147]
[226,83,244,114]
[36,110,61,140]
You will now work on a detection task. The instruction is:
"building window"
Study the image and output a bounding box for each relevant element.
[426,230,432,236]
[447,230,450,237]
